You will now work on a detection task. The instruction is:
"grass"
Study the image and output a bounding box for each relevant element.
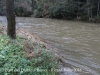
[0,35,58,75]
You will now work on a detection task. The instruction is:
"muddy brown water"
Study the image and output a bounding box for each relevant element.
[0,16,100,75]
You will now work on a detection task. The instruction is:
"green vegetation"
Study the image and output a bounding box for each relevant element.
[32,0,100,21]
[0,0,100,22]
[0,35,58,75]
[14,7,32,17]
[50,2,78,20]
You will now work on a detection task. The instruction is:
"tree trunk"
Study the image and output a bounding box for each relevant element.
[31,0,34,10]
[90,0,93,18]
[87,0,90,18]
[6,0,16,39]
[97,1,100,18]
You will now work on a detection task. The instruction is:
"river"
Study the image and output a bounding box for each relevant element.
[0,16,100,75]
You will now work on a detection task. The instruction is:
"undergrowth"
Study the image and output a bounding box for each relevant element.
[0,35,58,75]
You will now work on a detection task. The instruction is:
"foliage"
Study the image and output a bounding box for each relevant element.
[50,5,68,19]
[50,2,78,20]
[0,35,58,75]
[0,0,100,21]
[0,0,6,15]
[81,15,89,21]
[32,0,51,18]
[14,0,33,17]
[14,7,32,17]
[33,7,43,18]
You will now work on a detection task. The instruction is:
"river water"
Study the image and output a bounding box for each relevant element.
[0,16,100,75]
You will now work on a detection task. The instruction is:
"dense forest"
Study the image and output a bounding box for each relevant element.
[0,0,100,22]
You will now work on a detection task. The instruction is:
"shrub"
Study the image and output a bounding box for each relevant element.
[50,5,67,19]
[81,15,89,21]
[33,7,43,18]
[32,0,51,18]
[0,35,58,75]
[14,7,32,17]
[50,2,78,20]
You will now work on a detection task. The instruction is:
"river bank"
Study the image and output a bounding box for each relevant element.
[0,22,59,56]
[0,23,60,75]
[0,22,76,75]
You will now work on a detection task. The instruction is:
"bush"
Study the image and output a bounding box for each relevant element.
[50,2,78,20]
[14,7,32,17]
[31,0,51,18]
[33,7,43,18]
[0,35,58,75]
[81,15,89,21]
[50,5,68,19]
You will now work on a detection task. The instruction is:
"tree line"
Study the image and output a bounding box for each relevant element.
[0,0,100,21]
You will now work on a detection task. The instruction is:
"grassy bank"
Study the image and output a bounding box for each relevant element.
[0,29,58,75]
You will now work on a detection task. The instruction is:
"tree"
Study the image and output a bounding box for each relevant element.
[97,0,100,18]
[6,0,16,39]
